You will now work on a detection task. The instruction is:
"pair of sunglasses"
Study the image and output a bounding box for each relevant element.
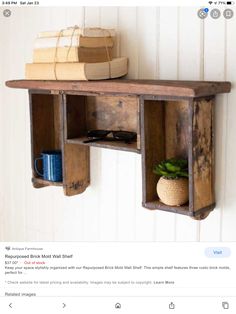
[83,130,137,144]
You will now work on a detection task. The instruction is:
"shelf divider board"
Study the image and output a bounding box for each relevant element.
[63,94,90,196]
[189,96,215,219]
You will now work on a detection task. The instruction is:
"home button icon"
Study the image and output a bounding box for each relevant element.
[115,302,121,309]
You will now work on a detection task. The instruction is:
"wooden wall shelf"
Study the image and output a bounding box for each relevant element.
[6,79,231,220]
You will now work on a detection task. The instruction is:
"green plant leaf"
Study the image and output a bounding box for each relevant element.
[165,162,181,172]
[153,158,189,179]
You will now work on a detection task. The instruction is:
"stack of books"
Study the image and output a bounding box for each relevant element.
[25,27,128,80]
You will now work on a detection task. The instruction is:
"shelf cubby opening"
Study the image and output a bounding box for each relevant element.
[141,97,215,218]
[141,99,190,215]
[30,92,63,187]
[64,94,140,153]
[30,92,90,195]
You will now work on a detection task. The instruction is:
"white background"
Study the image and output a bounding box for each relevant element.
[0,6,236,242]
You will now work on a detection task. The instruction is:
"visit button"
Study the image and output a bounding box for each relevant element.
[205,247,231,258]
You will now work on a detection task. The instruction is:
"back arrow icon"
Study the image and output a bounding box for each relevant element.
[62,303,66,308]
[9,303,12,308]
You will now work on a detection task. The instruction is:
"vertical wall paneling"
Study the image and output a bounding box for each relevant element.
[159,7,178,80]
[100,7,119,58]
[118,7,138,78]
[117,152,137,241]
[84,7,101,27]
[81,146,102,241]
[178,7,201,80]
[200,12,226,241]
[49,7,68,30]
[65,7,85,27]
[136,7,158,79]
[97,150,118,241]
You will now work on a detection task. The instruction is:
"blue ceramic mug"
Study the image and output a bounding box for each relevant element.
[34,150,62,182]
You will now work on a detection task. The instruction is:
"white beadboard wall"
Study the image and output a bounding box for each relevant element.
[0,6,235,242]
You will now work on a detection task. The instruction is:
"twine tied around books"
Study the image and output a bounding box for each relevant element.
[66,25,80,62]
[102,29,112,79]
[53,28,64,80]
[53,26,113,80]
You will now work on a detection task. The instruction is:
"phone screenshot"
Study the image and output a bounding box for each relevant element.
[0,0,235,313]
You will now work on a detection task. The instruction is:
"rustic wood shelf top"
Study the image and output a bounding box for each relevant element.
[6,79,231,97]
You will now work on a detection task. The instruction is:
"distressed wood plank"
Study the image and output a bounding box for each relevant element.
[165,100,189,159]
[63,94,90,196]
[192,98,215,212]
[6,79,231,97]
[86,95,138,132]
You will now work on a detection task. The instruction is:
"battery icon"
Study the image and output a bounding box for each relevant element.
[227,1,235,4]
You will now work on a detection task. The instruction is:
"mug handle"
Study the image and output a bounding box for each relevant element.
[34,157,44,177]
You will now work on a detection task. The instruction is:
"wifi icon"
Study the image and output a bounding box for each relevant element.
[209,1,213,4]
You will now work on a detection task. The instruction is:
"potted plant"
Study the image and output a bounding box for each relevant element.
[153,158,189,206]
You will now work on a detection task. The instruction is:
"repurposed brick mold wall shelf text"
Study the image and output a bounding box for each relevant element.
[6,79,231,220]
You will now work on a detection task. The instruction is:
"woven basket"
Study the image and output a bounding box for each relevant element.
[156,177,189,206]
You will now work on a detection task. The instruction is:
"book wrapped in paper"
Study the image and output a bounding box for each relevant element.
[25,57,128,80]
[33,47,113,63]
